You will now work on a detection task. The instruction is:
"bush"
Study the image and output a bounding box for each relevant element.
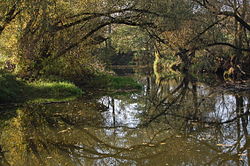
[0,70,26,103]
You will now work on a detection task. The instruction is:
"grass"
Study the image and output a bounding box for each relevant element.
[27,81,83,103]
[105,75,142,89]
[87,74,142,90]
[0,70,141,104]
[0,70,83,104]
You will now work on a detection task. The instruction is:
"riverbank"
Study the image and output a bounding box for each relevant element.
[0,71,142,104]
[0,71,83,104]
[81,74,142,90]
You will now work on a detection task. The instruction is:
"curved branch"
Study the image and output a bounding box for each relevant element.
[203,42,250,52]
[218,11,250,31]
[55,19,154,59]
[187,16,228,44]
[52,7,170,32]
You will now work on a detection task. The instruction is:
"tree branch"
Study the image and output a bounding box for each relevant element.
[0,3,22,34]
[52,7,171,32]
[55,19,154,59]
[205,42,250,52]
[218,11,250,31]
[186,16,228,45]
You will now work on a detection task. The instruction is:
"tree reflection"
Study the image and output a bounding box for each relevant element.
[0,75,250,165]
[139,73,250,165]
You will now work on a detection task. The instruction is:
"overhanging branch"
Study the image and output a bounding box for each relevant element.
[54,19,154,59]
[218,11,250,31]
[52,7,171,32]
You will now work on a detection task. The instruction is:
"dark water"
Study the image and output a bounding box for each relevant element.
[0,73,250,166]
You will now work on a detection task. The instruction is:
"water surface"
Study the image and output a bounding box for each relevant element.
[0,73,250,166]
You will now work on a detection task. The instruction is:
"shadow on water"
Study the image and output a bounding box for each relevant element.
[0,71,250,165]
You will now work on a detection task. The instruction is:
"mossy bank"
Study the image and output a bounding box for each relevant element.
[0,71,83,104]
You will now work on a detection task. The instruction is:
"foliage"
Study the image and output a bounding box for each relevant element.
[0,0,250,82]
[111,26,151,52]
[0,70,26,103]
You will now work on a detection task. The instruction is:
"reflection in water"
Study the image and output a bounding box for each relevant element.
[99,96,141,128]
[0,74,250,165]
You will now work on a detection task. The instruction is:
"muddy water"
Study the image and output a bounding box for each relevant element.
[0,73,250,166]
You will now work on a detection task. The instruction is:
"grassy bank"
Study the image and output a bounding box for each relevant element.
[86,75,142,90]
[0,71,83,104]
[0,70,142,104]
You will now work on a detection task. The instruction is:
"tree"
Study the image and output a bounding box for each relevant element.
[0,0,21,35]
[190,0,250,77]
[1,0,249,79]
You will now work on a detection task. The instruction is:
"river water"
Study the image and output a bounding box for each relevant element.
[0,71,250,166]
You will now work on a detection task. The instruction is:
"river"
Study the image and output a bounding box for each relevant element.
[0,70,250,166]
